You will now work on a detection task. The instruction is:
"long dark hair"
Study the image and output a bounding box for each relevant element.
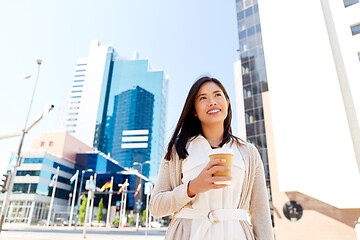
[165,76,240,160]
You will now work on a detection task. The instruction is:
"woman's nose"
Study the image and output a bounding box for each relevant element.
[209,97,217,106]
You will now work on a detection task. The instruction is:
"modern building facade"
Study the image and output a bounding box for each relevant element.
[0,132,148,225]
[0,132,90,224]
[234,0,360,239]
[66,40,168,183]
[234,0,272,220]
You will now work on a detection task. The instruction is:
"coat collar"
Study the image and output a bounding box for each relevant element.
[189,134,246,146]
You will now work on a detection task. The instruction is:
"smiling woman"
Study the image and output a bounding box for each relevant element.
[150,76,274,240]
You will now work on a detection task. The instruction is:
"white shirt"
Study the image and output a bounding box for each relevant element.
[181,135,248,240]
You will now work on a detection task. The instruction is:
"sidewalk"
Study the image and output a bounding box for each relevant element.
[0,225,167,240]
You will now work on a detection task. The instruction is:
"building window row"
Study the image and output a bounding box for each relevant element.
[351,23,360,36]
[344,0,359,7]
[75,69,86,72]
[21,158,75,175]
[74,74,85,77]
[237,4,258,21]
[68,112,78,116]
[71,90,83,93]
[72,85,83,88]
[66,124,76,127]
[76,63,87,66]
[40,141,53,147]
[71,96,81,99]
[74,79,84,83]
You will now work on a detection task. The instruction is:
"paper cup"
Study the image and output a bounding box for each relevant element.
[209,148,234,185]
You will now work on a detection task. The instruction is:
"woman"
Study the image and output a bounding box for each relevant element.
[149,76,273,240]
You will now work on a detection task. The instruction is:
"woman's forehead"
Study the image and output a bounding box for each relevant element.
[197,82,223,95]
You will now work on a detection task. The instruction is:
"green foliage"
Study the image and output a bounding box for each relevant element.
[96,198,104,223]
[142,209,146,223]
[78,195,87,225]
[128,214,134,225]
[114,216,119,226]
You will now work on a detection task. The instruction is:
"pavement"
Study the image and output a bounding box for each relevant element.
[0,225,167,240]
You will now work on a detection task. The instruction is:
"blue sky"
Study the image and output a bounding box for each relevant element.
[0,0,240,175]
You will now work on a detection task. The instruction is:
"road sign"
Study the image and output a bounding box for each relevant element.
[85,180,96,191]
[144,182,153,195]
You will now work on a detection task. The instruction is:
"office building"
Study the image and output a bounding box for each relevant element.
[66,40,168,183]
[0,132,147,225]
[0,132,91,224]
[234,0,360,239]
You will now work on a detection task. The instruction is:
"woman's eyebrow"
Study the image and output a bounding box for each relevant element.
[197,93,207,98]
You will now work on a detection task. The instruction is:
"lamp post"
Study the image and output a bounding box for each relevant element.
[0,59,53,233]
[77,169,93,207]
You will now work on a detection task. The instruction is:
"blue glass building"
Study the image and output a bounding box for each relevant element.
[93,54,168,183]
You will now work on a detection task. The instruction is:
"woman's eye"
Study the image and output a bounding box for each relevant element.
[199,96,206,100]
[215,93,222,97]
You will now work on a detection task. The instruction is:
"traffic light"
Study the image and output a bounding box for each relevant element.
[0,173,11,193]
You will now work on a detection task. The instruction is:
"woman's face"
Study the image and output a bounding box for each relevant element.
[194,81,229,126]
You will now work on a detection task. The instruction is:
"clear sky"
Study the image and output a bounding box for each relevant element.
[0,0,240,175]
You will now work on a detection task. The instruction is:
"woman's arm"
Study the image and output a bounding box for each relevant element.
[249,144,274,240]
[149,157,195,218]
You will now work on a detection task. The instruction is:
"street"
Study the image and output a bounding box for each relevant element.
[0,225,167,240]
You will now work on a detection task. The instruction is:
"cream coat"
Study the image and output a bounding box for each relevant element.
[149,137,274,240]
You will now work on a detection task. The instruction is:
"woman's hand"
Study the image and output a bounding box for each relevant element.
[187,159,231,197]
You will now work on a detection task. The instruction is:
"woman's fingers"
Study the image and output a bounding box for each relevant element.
[208,165,231,175]
[211,176,232,182]
[204,159,225,170]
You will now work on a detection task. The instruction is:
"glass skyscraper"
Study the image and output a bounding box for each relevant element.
[66,41,168,183]
[91,48,168,183]
[235,0,272,218]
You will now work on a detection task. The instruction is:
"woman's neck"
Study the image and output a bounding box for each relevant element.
[201,123,224,147]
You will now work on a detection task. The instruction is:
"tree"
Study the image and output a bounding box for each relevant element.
[78,195,87,225]
[142,209,146,223]
[96,198,103,223]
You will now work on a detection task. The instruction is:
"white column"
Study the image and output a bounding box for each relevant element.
[106,177,113,227]
[46,166,59,226]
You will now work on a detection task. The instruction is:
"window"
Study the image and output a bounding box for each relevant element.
[40,142,45,147]
[74,80,84,82]
[71,96,81,98]
[75,69,86,72]
[72,85,83,88]
[344,0,359,7]
[77,63,87,66]
[350,23,360,36]
[16,170,40,176]
[49,141,53,147]
[71,90,82,93]
[74,75,85,77]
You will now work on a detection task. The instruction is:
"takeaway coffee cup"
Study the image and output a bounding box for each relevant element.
[209,148,234,185]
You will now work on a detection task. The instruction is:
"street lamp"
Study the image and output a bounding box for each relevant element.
[133,161,151,175]
[0,59,53,233]
[77,169,93,207]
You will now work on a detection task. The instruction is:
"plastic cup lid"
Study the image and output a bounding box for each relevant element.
[208,148,234,156]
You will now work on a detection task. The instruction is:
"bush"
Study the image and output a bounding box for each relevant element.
[142,209,146,223]
[114,216,119,226]
[78,195,87,225]
[128,214,134,225]
[96,198,103,223]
